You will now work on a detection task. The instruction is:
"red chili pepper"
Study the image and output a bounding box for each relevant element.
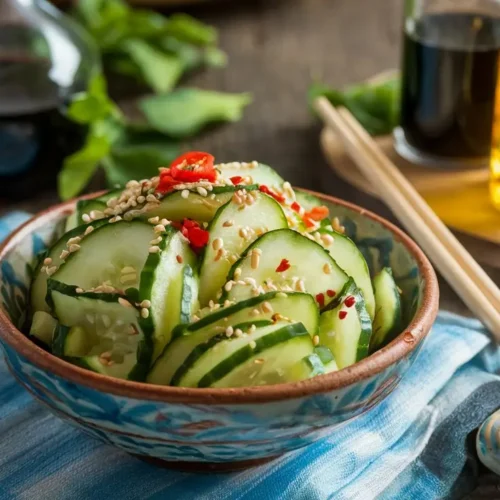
[338,310,347,320]
[170,151,216,183]
[183,218,197,229]
[230,176,243,185]
[305,206,329,221]
[259,185,286,203]
[174,219,209,251]
[291,201,302,213]
[275,258,291,273]
[156,171,178,194]
[326,289,336,298]
[315,293,325,308]
[344,295,356,308]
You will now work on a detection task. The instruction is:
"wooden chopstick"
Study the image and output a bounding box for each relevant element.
[314,97,500,340]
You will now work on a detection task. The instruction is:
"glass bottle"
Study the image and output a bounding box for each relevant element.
[0,0,100,199]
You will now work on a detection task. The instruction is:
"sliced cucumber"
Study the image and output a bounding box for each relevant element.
[199,192,287,305]
[225,229,348,307]
[74,352,137,379]
[47,280,145,379]
[174,321,310,388]
[285,349,338,382]
[147,185,258,222]
[52,220,155,291]
[29,311,57,346]
[30,219,109,314]
[217,162,284,189]
[53,325,92,358]
[318,229,375,319]
[147,291,319,386]
[370,268,403,352]
[138,229,198,361]
[318,278,372,369]
[295,191,323,211]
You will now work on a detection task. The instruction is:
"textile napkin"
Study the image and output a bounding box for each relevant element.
[1,212,499,500]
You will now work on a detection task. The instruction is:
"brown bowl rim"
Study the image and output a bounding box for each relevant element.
[0,189,439,405]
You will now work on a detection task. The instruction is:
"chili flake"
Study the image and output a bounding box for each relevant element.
[315,293,325,308]
[230,176,243,185]
[344,295,356,308]
[338,310,347,320]
[303,205,329,227]
[275,258,291,273]
[259,185,286,203]
[291,201,302,213]
[326,289,336,298]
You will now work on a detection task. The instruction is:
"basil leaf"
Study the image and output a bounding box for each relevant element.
[58,134,111,200]
[123,39,183,93]
[103,139,180,186]
[140,88,251,138]
[165,14,217,46]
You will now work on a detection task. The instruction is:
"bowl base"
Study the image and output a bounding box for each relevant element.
[133,453,281,472]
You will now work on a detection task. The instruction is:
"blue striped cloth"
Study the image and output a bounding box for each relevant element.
[1,213,500,499]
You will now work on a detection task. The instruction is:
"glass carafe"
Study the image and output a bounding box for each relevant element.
[0,0,100,199]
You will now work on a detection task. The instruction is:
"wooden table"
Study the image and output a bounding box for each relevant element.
[10,0,500,496]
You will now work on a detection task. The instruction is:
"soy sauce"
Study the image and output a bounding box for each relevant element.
[400,13,500,159]
[0,55,85,199]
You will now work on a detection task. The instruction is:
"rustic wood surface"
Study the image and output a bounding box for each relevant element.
[7,0,500,497]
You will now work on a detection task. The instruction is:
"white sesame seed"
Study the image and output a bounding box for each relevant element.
[214,248,225,262]
[146,194,158,203]
[118,298,133,308]
[67,236,81,246]
[249,324,257,333]
[323,263,332,275]
[106,198,118,208]
[296,279,306,292]
[261,302,273,314]
[197,186,208,197]
[109,216,122,223]
[224,281,233,292]
[212,238,223,251]
[154,224,166,233]
[69,244,80,253]
[223,220,234,227]
[238,228,248,239]
[253,248,262,256]
[90,210,105,220]
[43,257,52,266]
[254,358,264,365]
[150,237,162,245]
[82,214,91,223]
[176,255,183,264]
[244,277,257,287]
[249,341,257,349]
[84,226,94,235]
[321,234,334,246]
[148,216,160,224]
[313,335,320,346]
[141,308,150,318]
[149,246,161,254]
[250,308,260,317]
[225,326,234,337]
[223,300,234,307]
[251,249,260,270]
[234,267,242,279]
[210,194,216,200]
[181,190,190,199]
[160,219,169,226]
[137,195,145,204]
[75,287,84,294]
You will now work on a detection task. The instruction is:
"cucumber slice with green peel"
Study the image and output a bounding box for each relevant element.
[30,219,109,314]
[370,268,403,352]
[217,162,284,189]
[53,325,93,358]
[211,333,314,388]
[285,349,338,382]
[198,192,287,305]
[317,229,375,319]
[52,220,155,291]
[174,321,310,388]
[47,280,145,379]
[146,185,258,223]
[295,191,324,211]
[138,229,199,361]
[147,291,319,386]
[224,228,349,307]
[318,278,372,369]
[74,352,138,379]
[29,311,58,346]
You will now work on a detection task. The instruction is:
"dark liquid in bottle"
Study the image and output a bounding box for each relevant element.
[0,55,85,199]
[400,12,500,159]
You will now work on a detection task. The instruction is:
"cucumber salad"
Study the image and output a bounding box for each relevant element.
[27,151,404,388]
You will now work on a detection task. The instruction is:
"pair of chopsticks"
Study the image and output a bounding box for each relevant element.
[315,97,500,340]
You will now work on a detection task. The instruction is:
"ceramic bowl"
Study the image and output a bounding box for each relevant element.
[0,190,438,471]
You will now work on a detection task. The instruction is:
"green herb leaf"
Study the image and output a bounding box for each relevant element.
[58,134,111,200]
[165,14,217,46]
[103,138,180,187]
[123,39,183,93]
[140,88,251,138]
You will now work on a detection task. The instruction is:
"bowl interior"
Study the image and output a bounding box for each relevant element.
[0,194,423,340]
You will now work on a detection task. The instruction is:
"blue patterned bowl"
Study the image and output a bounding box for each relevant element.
[0,190,438,471]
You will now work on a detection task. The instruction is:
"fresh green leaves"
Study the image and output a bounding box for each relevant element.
[140,89,252,138]
[309,74,400,136]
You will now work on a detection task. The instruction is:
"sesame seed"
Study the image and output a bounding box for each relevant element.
[234,267,242,279]
[137,195,145,204]
[176,255,183,264]
[154,224,166,233]
[148,216,159,224]
[69,244,80,253]
[236,280,247,286]
[82,214,91,223]
[43,257,52,266]
[109,216,122,223]
[197,186,208,197]
[106,198,118,208]
[249,324,257,333]
[313,335,320,346]
[261,301,273,313]
[224,281,233,292]
[192,315,200,322]
[212,238,223,251]
[250,308,260,317]
[67,236,81,246]
[214,248,225,262]
[225,326,234,337]
[223,220,234,227]
[126,180,140,188]
[181,190,190,199]
[321,234,334,246]
[149,246,161,254]
[323,263,332,274]
[253,248,262,256]
[249,340,257,349]
[244,277,257,287]
[296,279,306,292]
[120,274,136,284]
[209,194,216,200]
[251,287,261,297]
[272,313,284,322]
[150,237,162,245]
[223,300,234,307]
[251,249,260,270]
[84,226,94,235]
[75,287,84,293]
[160,219,169,226]
[141,308,150,319]
[228,254,238,264]
[238,228,248,239]
[121,266,136,274]
[254,358,265,365]
[90,210,105,220]
[118,298,133,308]
[234,328,243,337]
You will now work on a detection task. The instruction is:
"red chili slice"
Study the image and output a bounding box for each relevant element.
[338,310,347,320]
[187,226,209,249]
[259,185,286,203]
[326,289,336,298]
[170,151,216,183]
[156,171,178,194]
[315,293,325,308]
[291,201,302,213]
[344,295,356,308]
[230,176,243,185]
[275,258,290,273]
